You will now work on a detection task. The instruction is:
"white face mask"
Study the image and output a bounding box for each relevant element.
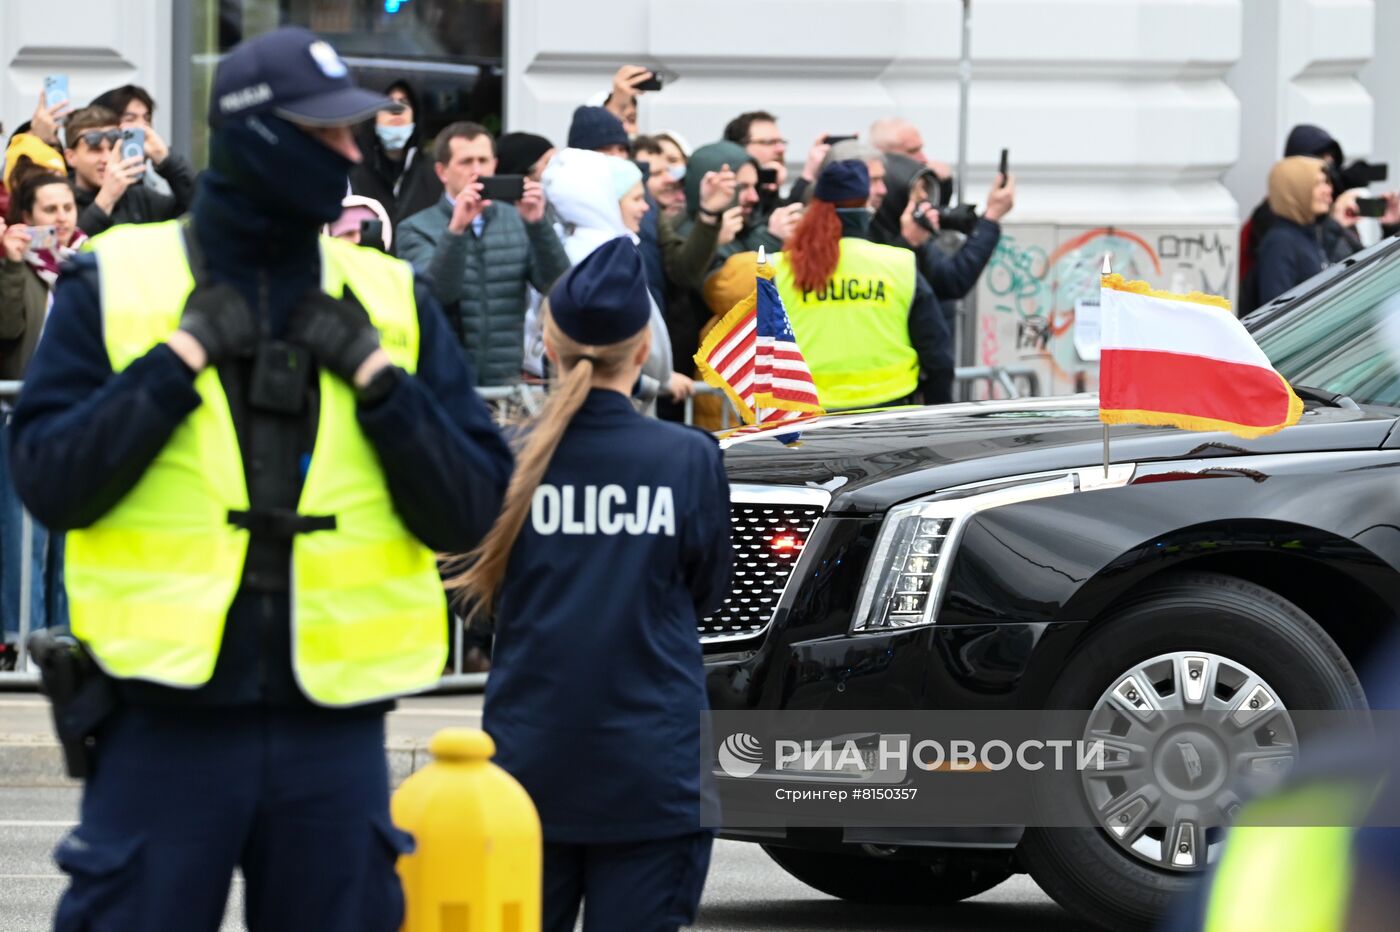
[375,122,415,151]
[667,164,686,181]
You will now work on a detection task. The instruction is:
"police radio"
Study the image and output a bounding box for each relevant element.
[249,340,312,414]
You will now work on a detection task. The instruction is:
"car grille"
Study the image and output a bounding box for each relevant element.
[699,501,825,644]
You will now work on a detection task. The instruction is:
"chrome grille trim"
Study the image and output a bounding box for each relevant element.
[700,486,829,645]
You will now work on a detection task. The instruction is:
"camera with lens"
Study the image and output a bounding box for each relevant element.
[914,202,981,237]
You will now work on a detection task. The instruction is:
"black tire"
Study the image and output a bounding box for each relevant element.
[1018,571,1365,931]
[762,843,1009,905]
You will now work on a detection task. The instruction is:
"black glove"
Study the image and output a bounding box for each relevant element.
[178,283,257,364]
[286,288,382,384]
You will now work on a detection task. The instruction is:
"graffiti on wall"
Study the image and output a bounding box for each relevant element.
[974,225,1237,394]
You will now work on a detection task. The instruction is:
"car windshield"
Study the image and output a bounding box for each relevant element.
[1256,243,1400,409]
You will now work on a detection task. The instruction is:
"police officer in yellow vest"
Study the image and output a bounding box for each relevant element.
[773,159,953,408]
[1178,642,1400,932]
[8,28,512,931]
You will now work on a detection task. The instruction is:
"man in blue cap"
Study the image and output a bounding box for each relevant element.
[9,27,513,930]
[446,236,733,932]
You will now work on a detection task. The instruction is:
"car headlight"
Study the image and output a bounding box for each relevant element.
[850,465,1134,634]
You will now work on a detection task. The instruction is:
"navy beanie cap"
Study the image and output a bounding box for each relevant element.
[567,106,629,152]
[814,159,871,202]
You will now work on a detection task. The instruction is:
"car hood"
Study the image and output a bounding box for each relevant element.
[720,395,1397,513]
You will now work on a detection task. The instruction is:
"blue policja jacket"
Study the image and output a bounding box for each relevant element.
[8,176,514,708]
[483,389,733,843]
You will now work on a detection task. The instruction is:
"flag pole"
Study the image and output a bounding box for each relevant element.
[955,0,977,372]
[1101,252,1112,478]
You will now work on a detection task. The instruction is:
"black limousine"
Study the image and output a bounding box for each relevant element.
[702,237,1400,930]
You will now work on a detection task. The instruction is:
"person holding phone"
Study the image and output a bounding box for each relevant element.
[24,84,73,152]
[446,236,732,932]
[89,84,198,205]
[870,151,1015,342]
[723,110,789,214]
[601,64,659,135]
[61,105,193,236]
[397,122,571,386]
[2,169,84,377]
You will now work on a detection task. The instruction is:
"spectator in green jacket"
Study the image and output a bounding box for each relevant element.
[397,122,571,386]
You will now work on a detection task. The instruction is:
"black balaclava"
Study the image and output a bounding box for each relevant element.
[207,114,352,226]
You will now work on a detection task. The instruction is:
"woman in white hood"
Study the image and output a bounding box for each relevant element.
[539,147,693,411]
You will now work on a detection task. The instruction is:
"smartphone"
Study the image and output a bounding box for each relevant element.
[121,127,146,164]
[359,219,386,251]
[633,71,664,92]
[478,174,526,202]
[823,134,858,145]
[998,148,1009,186]
[757,167,780,187]
[24,225,59,256]
[43,74,69,109]
[1356,196,1388,218]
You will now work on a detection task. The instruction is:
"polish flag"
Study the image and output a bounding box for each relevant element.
[1098,274,1303,439]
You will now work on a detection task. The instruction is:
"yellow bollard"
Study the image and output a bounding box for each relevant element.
[392,728,542,932]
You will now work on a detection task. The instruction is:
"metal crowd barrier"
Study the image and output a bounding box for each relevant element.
[953,365,1042,401]
[0,380,40,686]
[475,382,738,429]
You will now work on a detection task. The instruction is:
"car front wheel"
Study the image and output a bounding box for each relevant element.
[1018,571,1364,931]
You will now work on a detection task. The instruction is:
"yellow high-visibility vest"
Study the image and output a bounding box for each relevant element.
[66,221,447,707]
[773,238,919,409]
[1204,783,1367,932]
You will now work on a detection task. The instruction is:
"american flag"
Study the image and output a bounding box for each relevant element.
[695,254,823,427]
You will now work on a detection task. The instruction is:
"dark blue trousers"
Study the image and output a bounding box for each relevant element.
[542,832,713,932]
[53,703,412,932]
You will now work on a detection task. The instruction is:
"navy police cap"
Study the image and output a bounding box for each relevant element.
[210,27,393,128]
[548,237,652,346]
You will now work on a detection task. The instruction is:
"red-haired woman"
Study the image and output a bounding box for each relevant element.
[775,159,953,407]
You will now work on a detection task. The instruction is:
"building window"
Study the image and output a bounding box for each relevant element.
[179,0,503,167]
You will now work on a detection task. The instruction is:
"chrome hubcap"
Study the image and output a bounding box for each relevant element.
[1083,651,1298,872]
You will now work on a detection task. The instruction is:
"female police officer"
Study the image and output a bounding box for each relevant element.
[448,236,733,932]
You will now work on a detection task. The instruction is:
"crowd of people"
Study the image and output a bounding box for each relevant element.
[1,64,1012,402]
[7,29,1400,932]
[1241,122,1400,312]
[0,63,1016,665]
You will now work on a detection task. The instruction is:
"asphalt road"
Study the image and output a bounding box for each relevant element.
[0,785,1074,931]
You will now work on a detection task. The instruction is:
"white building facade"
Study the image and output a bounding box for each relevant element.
[3,0,1392,391]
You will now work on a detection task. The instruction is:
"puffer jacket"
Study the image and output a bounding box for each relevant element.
[398,198,571,386]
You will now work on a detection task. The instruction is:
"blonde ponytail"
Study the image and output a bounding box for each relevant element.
[444,306,647,621]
